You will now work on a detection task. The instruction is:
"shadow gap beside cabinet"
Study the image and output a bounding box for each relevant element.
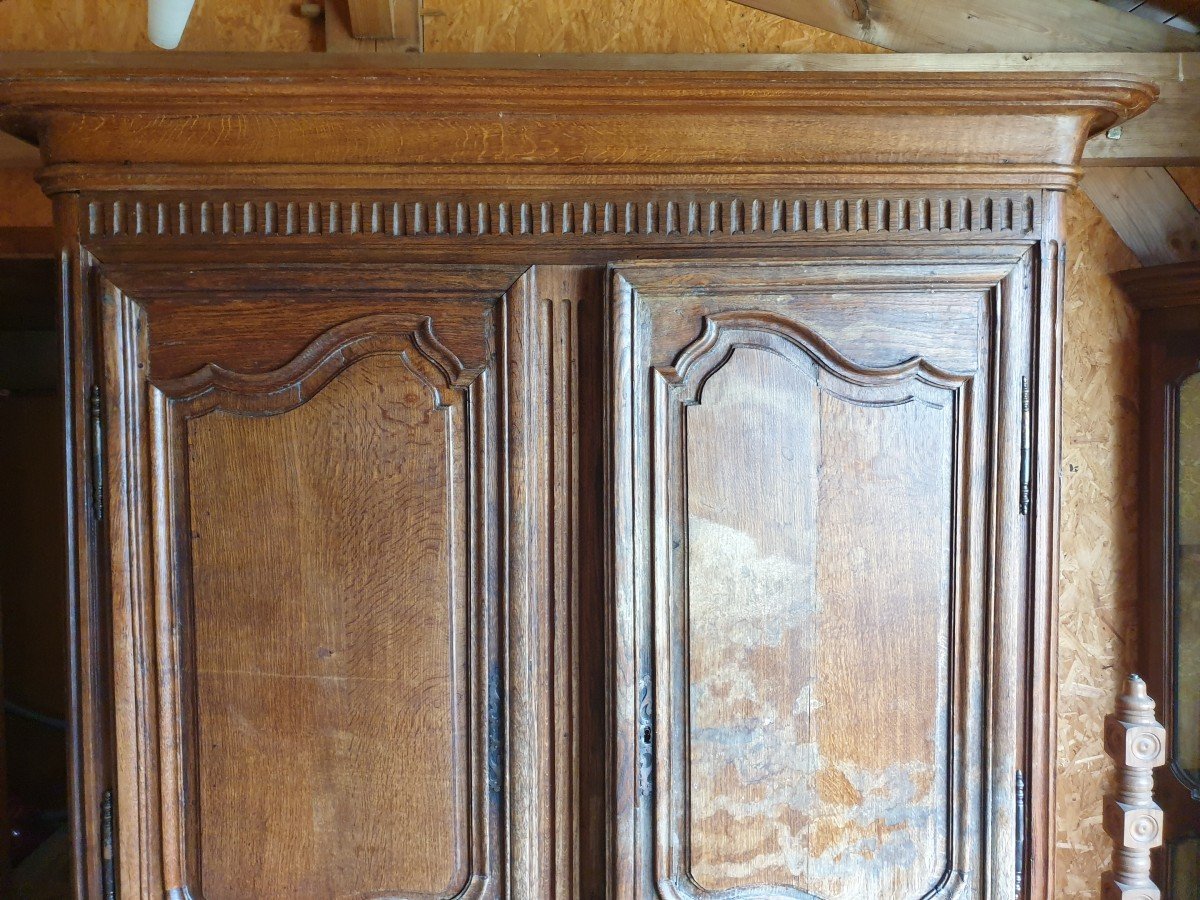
[0,55,1159,899]
[0,257,72,897]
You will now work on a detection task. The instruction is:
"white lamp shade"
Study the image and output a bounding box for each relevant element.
[148,0,197,50]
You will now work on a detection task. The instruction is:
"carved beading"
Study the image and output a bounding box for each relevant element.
[1102,675,1168,900]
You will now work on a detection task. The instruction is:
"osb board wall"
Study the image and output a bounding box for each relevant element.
[0,0,316,52]
[1056,189,1140,897]
[0,0,1196,896]
[421,0,878,53]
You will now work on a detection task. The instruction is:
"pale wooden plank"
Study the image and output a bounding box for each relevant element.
[732,0,1200,51]
[1081,167,1200,263]
[325,0,421,53]
[347,0,397,38]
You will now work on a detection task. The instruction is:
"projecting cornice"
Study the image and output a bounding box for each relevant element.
[0,53,1157,193]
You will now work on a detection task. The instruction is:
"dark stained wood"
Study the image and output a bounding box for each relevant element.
[1119,261,1200,891]
[0,57,1158,899]
[0,227,55,259]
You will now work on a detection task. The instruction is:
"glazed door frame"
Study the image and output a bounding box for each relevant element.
[609,250,1038,899]
[1131,282,1200,891]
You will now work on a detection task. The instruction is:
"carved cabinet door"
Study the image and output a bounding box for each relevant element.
[610,256,1035,899]
[95,263,526,900]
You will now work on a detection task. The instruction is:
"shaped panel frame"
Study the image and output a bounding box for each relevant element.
[97,279,505,900]
[609,253,1037,900]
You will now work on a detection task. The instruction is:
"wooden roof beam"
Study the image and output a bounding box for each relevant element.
[731,0,1200,52]
[1081,167,1200,264]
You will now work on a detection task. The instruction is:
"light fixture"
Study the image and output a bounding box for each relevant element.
[148,0,197,50]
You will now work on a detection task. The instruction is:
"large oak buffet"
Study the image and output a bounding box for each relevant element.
[0,54,1156,900]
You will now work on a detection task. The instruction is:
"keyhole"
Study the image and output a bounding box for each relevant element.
[643,726,652,744]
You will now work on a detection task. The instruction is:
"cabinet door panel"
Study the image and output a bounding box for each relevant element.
[684,342,955,897]
[99,270,508,900]
[612,259,1030,900]
[187,353,470,898]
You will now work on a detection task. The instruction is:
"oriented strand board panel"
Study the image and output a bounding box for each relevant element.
[422,0,882,52]
[1057,188,1141,899]
[0,1,1145,896]
[0,0,318,51]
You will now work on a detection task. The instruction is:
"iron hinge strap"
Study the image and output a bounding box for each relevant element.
[90,384,104,522]
[1015,769,1027,897]
[1019,376,1031,516]
[101,789,116,900]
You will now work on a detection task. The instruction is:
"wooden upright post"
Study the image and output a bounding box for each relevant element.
[1102,674,1168,899]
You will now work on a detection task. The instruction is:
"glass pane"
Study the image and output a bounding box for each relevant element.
[1175,374,1200,781]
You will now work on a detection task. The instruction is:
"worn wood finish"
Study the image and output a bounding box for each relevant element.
[0,58,1158,899]
[610,255,1031,898]
[1120,260,1200,892]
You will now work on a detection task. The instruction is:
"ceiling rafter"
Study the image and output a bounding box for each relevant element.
[731,0,1200,51]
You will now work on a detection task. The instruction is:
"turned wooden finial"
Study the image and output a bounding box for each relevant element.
[1101,674,1167,900]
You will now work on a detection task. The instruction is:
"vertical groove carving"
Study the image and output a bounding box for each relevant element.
[506,268,595,898]
[1102,675,1167,899]
[549,291,580,899]
[83,193,1042,242]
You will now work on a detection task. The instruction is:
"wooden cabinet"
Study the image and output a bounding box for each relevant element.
[0,55,1156,899]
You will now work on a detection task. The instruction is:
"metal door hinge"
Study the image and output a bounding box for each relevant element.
[487,665,503,798]
[1019,377,1031,516]
[638,674,653,800]
[90,385,104,521]
[1015,769,1026,897]
[101,789,116,900]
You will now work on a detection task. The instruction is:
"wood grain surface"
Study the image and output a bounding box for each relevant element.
[188,353,467,897]
[0,52,1145,900]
